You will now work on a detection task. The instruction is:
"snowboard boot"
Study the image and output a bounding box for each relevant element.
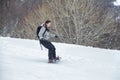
[54,56,60,61]
[48,59,54,63]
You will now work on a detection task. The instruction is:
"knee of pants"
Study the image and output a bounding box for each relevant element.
[49,46,56,51]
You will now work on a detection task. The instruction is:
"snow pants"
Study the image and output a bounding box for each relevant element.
[40,39,56,60]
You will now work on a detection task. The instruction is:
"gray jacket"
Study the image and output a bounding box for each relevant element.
[38,24,56,40]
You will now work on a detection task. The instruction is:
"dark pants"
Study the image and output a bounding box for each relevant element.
[40,39,56,60]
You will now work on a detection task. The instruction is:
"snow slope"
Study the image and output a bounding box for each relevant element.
[0,37,120,80]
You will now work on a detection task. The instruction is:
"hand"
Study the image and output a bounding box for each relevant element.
[55,35,58,38]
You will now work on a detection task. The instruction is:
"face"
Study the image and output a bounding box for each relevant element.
[46,22,51,28]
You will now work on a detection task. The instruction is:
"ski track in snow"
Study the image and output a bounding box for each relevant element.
[0,37,120,80]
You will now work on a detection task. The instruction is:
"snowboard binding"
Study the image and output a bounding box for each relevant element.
[48,56,61,63]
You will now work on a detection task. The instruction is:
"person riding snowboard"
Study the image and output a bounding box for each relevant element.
[37,20,60,63]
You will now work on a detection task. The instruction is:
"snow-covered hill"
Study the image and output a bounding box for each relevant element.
[0,37,120,80]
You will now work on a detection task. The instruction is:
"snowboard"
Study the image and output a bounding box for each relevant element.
[48,56,61,63]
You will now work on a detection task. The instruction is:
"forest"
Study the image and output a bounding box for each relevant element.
[0,0,120,49]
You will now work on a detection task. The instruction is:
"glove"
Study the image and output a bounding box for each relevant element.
[55,35,58,38]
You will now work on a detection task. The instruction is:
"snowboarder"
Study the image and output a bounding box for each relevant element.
[37,20,60,63]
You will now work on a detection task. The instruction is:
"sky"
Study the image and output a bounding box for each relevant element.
[114,0,120,6]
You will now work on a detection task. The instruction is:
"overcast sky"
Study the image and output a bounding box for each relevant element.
[114,0,120,6]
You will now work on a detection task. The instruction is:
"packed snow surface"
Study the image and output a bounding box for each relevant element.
[0,37,120,80]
